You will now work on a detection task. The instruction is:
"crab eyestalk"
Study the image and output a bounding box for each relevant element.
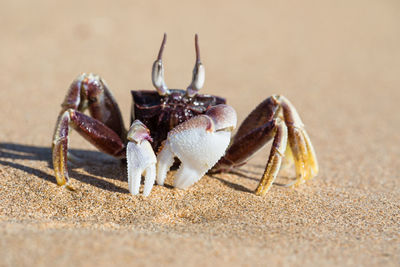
[186,34,205,97]
[152,33,170,96]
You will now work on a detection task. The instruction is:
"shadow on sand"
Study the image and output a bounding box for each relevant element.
[0,142,264,194]
[0,142,129,193]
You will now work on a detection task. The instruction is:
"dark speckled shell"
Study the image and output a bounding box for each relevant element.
[131,89,226,150]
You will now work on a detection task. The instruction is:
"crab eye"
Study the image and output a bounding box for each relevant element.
[187,34,205,97]
[151,59,168,94]
[151,33,170,96]
[189,62,205,95]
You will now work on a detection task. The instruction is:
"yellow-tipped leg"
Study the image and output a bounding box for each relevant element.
[51,107,126,189]
[277,95,318,188]
[52,111,70,186]
[255,120,288,196]
[288,126,309,186]
[52,144,64,186]
[280,143,294,171]
[213,95,318,196]
[272,140,297,188]
[303,130,319,179]
[288,126,320,187]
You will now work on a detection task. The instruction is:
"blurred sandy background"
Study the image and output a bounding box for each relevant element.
[0,0,399,266]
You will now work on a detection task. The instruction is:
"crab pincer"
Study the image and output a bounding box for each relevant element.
[126,120,157,196]
[157,104,237,189]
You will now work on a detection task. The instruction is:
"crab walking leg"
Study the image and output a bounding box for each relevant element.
[302,130,319,178]
[280,96,319,185]
[255,120,288,196]
[157,105,237,190]
[212,95,318,195]
[52,112,69,186]
[272,144,297,187]
[276,129,317,188]
[280,143,294,171]
[52,73,128,186]
[61,73,126,139]
[214,120,277,171]
[288,126,309,186]
[52,109,125,186]
[212,97,281,171]
[126,120,157,196]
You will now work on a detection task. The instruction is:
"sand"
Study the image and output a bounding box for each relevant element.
[0,0,399,266]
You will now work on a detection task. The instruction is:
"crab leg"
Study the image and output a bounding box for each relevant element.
[59,73,126,139]
[213,97,280,170]
[157,105,237,189]
[280,96,319,186]
[213,95,318,196]
[52,109,125,186]
[52,73,126,186]
[255,119,287,196]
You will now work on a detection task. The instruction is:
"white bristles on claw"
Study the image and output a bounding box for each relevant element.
[143,164,156,196]
[156,143,175,186]
[126,141,157,196]
[157,105,237,189]
[171,130,231,188]
[157,123,231,189]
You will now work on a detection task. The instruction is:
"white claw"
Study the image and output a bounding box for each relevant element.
[170,129,231,188]
[126,139,157,196]
[173,162,208,189]
[156,143,175,186]
[143,164,156,196]
[157,105,237,189]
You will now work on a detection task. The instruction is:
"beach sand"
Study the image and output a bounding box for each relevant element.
[0,0,399,266]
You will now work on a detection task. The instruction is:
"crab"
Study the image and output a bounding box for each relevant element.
[52,34,318,196]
